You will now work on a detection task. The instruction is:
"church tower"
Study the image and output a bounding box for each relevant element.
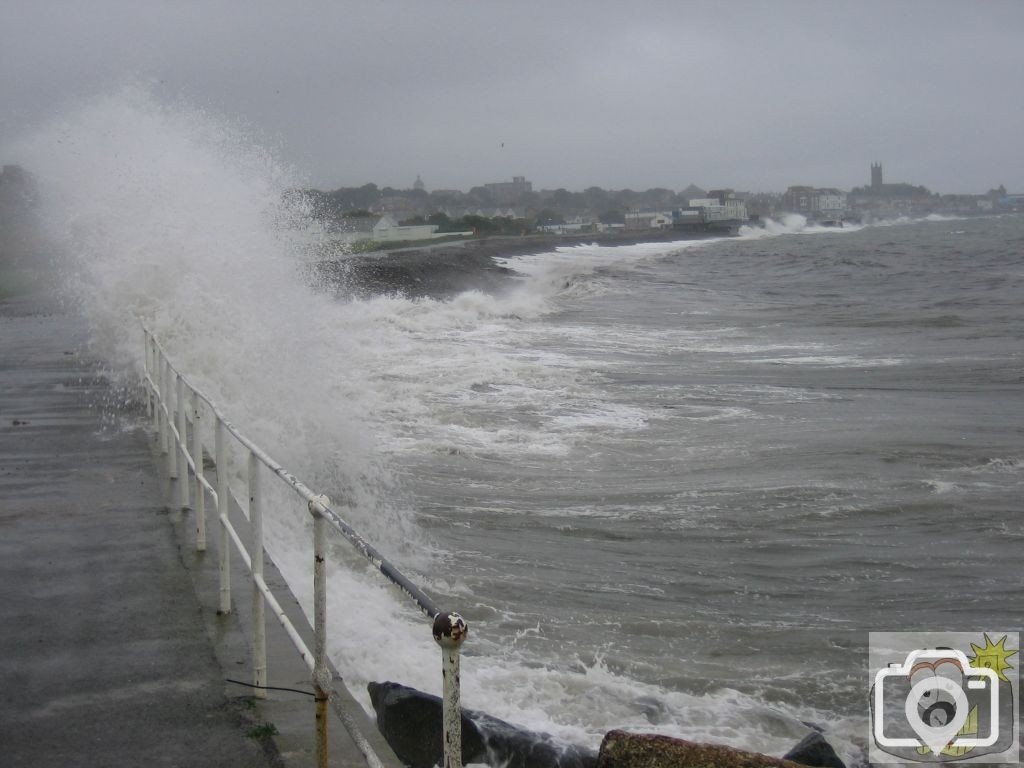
[871,162,883,191]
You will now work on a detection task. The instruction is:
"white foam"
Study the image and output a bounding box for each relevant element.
[923,479,961,495]
[747,355,905,367]
[495,238,713,300]
[5,86,864,766]
[961,457,1022,475]
[739,214,865,239]
[550,401,649,431]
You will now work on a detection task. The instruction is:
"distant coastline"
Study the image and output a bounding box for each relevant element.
[382,226,725,259]
[313,228,726,299]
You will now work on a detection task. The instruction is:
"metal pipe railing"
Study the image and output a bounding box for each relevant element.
[249,449,267,698]
[192,390,206,551]
[216,417,231,615]
[176,374,190,510]
[141,326,467,768]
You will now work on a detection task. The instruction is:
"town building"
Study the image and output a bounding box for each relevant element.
[689,189,748,223]
[538,216,599,234]
[1000,192,1024,212]
[782,186,848,221]
[483,176,533,205]
[624,209,673,230]
[847,163,936,219]
[372,215,438,242]
[370,215,474,243]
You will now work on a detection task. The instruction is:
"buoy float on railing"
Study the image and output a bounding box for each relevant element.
[433,611,469,768]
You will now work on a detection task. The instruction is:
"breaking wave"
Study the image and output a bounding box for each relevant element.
[3,85,867,765]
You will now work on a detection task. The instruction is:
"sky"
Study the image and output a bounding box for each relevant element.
[2,0,1022,195]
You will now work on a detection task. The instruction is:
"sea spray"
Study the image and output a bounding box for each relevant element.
[0,86,666,744]
[738,213,865,239]
[3,87,904,765]
[2,84,442,680]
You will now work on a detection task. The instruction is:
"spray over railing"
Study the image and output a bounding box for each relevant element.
[142,327,468,768]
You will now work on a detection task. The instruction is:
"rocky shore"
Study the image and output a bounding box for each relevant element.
[368,682,847,768]
[311,229,723,300]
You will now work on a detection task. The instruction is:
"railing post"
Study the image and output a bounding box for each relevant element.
[433,612,469,768]
[310,494,332,768]
[143,330,153,420]
[177,374,190,510]
[150,339,160,436]
[150,337,160,433]
[192,391,206,551]
[249,451,267,698]
[216,417,231,614]
[163,358,175,475]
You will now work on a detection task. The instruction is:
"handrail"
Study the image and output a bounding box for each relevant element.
[142,326,468,768]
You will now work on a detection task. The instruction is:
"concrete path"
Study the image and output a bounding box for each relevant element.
[0,295,281,766]
[0,294,404,768]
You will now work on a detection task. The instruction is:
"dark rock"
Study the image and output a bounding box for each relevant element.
[596,730,805,768]
[311,228,727,301]
[313,246,518,300]
[368,681,597,768]
[783,732,846,768]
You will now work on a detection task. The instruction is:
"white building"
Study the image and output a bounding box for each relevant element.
[782,187,847,219]
[689,197,748,222]
[812,190,847,220]
[624,209,673,230]
[373,215,438,242]
[371,215,474,243]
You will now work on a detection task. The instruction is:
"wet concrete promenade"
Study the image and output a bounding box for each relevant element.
[0,295,396,767]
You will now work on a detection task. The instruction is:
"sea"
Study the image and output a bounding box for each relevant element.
[8,88,1023,766]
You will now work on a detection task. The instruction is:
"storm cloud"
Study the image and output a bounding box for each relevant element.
[2,0,1021,193]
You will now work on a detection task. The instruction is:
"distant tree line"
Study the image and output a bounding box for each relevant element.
[393,212,526,236]
[300,182,711,226]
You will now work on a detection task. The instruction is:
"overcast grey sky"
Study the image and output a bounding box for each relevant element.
[3,0,1022,194]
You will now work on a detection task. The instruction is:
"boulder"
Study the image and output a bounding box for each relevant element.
[368,681,597,768]
[596,730,806,768]
[782,732,845,768]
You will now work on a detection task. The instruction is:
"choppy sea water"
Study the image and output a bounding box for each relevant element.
[9,88,1022,766]
[382,215,1024,764]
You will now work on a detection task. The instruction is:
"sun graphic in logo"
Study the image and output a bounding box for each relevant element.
[910,635,1017,758]
[969,633,1017,683]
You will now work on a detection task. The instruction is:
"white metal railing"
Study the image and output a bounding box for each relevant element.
[142,327,468,768]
